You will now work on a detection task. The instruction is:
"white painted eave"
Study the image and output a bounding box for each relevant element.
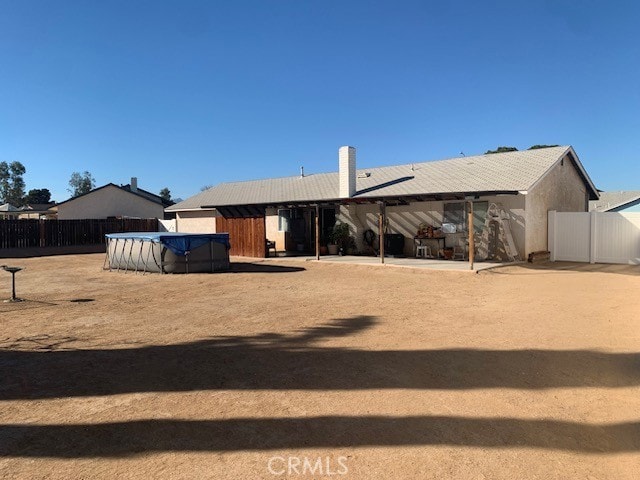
[165,207,218,213]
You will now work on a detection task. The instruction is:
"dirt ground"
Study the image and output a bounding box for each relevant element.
[0,254,638,479]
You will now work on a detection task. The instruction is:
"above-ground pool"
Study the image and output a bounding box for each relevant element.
[105,232,231,273]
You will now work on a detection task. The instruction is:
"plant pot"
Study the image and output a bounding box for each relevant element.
[327,244,339,255]
[319,245,328,255]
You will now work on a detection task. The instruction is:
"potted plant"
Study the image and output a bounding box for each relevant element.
[327,232,339,255]
[329,222,350,255]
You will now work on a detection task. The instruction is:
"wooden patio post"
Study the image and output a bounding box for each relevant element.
[315,204,320,261]
[468,201,475,270]
[378,201,385,264]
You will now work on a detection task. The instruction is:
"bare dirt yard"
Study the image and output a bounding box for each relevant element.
[0,254,639,479]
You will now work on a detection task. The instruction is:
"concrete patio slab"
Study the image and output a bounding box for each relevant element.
[263,254,512,272]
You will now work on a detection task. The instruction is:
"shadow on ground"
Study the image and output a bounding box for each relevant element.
[1,316,638,400]
[1,316,639,456]
[229,262,305,274]
[2,416,638,457]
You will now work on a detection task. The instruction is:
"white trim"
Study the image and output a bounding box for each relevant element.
[548,210,557,261]
[565,146,599,199]
[167,207,218,213]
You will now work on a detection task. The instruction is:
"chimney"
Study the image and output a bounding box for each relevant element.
[130,177,138,192]
[339,146,356,198]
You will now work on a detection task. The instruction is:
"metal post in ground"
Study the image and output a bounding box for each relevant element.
[1,266,24,302]
[468,201,475,271]
[315,204,320,261]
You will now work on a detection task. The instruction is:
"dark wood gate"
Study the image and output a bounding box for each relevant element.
[216,216,266,258]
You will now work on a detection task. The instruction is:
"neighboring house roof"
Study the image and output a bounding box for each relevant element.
[120,184,174,207]
[0,203,19,212]
[20,203,56,212]
[168,146,598,211]
[589,190,640,212]
[57,183,171,208]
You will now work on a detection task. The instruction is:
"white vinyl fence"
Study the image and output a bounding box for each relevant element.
[548,211,640,265]
[158,219,177,232]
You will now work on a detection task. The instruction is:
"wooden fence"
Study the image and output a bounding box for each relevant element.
[0,218,159,249]
[216,216,266,257]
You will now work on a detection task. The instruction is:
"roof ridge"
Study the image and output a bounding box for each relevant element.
[201,146,570,189]
[168,145,579,211]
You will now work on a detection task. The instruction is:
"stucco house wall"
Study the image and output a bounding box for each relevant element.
[57,185,165,220]
[336,194,526,259]
[184,186,557,260]
[525,156,589,254]
[265,208,286,251]
[175,209,218,233]
[258,193,527,258]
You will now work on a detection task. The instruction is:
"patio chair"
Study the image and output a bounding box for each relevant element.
[453,238,467,260]
[266,239,277,257]
[415,245,432,258]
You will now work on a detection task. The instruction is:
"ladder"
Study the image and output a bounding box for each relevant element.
[476,203,520,262]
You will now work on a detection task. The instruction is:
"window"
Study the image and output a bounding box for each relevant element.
[443,201,488,233]
[278,209,291,232]
[443,202,465,232]
[278,208,305,232]
[471,201,488,233]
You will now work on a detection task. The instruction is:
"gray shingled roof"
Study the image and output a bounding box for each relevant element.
[168,146,597,211]
[589,191,640,212]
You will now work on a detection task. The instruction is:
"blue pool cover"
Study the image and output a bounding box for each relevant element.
[106,232,231,256]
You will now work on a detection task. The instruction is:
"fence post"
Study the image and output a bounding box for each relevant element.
[589,211,597,264]
[39,219,45,247]
[548,210,556,261]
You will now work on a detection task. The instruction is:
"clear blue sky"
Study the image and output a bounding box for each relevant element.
[1,0,639,204]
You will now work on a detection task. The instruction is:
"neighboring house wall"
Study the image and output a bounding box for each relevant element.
[175,209,218,233]
[57,185,165,220]
[525,156,588,255]
[18,212,57,220]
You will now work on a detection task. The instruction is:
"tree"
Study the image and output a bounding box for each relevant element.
[24,188,52,204]
[0,161,26,206]
[485,146,519,154]
[68,171,96,197]
[0,163,9,203]
[528,144,559,150]
[200,185,213,191]
[159,187,172,202]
